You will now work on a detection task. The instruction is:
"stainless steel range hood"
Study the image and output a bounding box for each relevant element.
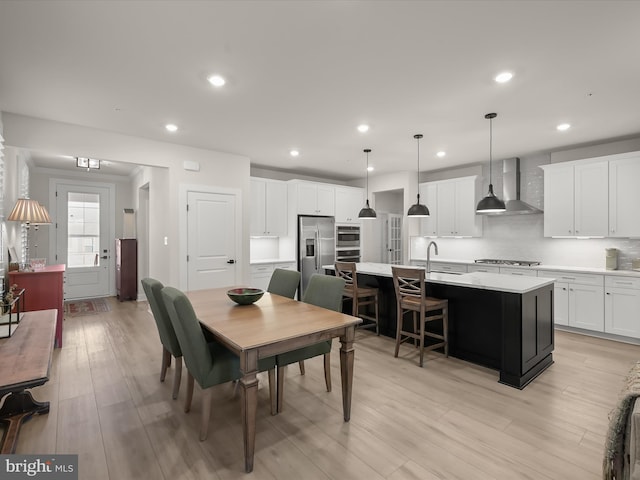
[489,157,543,215]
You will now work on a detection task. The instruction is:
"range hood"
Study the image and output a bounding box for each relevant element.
[490,157,543,215]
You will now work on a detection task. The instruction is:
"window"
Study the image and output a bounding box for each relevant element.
[67,192,100,267]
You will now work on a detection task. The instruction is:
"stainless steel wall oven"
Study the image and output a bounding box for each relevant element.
[336,225,361,262]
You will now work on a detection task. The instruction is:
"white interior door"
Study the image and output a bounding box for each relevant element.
[55,182,113,300]
[386,214,403,264]
[187,191,238,290]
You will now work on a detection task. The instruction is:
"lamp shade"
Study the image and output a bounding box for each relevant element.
[33,203,52,225]
[407,199,430,217]
[7,198,47,223]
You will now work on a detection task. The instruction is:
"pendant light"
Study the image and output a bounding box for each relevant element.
[407,134,430,217]
[358,148,377,219]
[476,112,506,213]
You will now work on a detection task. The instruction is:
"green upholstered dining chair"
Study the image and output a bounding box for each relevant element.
[141,277,183,400]
[275,274,346,413]
[161,286,277,441]
[267,268,301,299]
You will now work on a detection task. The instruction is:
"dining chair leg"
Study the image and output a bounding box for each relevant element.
[200,387,213,441]
[277,366,285,414]
[160,347,171,382]
[298,360,305,375]
[172,356,182,400]
[185,372,194,413]
[323,353,331,392]
[268,368,276,415]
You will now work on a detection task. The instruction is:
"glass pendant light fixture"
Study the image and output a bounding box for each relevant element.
[358,148,377,219]
[407,134,430,217]
[476,112,506,214]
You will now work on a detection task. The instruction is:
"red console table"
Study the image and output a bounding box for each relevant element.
[8,264,65,348]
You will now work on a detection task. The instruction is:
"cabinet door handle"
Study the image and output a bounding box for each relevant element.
[606,292,611,295]
[227,259,236,264]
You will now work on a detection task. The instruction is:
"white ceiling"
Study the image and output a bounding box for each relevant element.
[1,1,640,180]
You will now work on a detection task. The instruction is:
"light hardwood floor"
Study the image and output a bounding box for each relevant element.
[10,297,640,479]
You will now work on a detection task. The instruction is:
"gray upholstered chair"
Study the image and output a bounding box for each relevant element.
[161,286,277,441]
[267,268,300,299]
[141,277,183,399]
[275,274,346,413]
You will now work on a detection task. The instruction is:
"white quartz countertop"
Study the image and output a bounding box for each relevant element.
[409,258,640,277]
[323,262,555,294]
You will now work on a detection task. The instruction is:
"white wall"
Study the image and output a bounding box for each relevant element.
[3,113,251,288]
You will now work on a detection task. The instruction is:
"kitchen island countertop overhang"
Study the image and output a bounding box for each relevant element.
[323,262,555,294]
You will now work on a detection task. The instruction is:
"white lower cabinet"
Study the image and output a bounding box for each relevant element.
[554,283,569,326]
[541,270,604,331]
[568,283,605,332]
[498,267,538,277]
[467,264,500,273]
[250,262,297,291]
[605,276,640,338]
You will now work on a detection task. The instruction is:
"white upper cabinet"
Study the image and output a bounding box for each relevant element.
[574,161,609,236]
[433,176,482,237]
[419,183,438,236]
[542,160,608,237]
[292,181,335,216]
[250,178,288,236]
[609,155,640,237]
[335,186,364,224]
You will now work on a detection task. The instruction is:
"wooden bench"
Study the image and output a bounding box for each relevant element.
[0,309,57,453]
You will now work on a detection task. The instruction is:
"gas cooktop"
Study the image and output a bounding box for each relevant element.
[474,259,541,266]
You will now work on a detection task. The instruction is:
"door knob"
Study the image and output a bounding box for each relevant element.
[101,255,109,259]
[227,259,236,264]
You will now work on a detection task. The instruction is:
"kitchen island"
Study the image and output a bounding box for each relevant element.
[324,262,556,389]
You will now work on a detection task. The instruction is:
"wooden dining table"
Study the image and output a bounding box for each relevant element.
[186,287,362,473]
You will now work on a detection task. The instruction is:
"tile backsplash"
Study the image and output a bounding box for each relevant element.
[411,214,640,270]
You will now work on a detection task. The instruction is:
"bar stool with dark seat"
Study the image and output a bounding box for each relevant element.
[391,266,448,367]
[335,261,379,335]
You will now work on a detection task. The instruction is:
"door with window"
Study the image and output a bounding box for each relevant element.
[386,214,402,264]
[55,182,113,300]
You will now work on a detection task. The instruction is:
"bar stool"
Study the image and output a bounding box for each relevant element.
[391,266,448,367]
[335,261,379,334]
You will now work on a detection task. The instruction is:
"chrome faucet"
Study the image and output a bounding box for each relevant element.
[426,241,438,274]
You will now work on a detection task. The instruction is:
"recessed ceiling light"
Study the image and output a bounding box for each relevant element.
[207,74,226,87]
[557,123,571,131]
[357,124,369,133]
[165,124,178,132]
[367,166,374,172]
[436,151,446,158]
[495,72,513,83]
[290,150,300,157]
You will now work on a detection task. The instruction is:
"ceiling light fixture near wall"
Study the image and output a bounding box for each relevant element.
[495,72,513,83]
[407,134,430,217]
[208,74,226,87]
[557,123,571,131]
[436,151,446,158]
[357,124,369,133]
[290,150,300,157]
[476,113,506,214]
[358,149,376,219]
[165,124,178,132]
[76,157,100,170]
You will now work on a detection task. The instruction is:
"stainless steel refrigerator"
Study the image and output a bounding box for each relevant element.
[298,215,335,297]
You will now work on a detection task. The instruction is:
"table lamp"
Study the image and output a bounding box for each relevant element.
[7,198,52,269]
